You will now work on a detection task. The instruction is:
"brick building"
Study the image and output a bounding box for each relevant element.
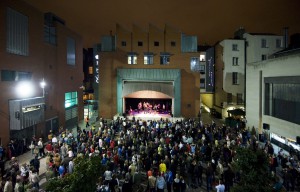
[98,24,201,118]
[0,0,83,148]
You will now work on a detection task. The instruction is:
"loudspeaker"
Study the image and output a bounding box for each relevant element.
[296,136,300,144]
[263,123,270,130]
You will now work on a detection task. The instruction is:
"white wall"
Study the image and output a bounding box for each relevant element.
[221,39,245,95]
[244,33,284,64]
[246,53,300,140]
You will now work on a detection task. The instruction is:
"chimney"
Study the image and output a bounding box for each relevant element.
[283,27,289,48]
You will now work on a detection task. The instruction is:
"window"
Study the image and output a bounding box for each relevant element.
[262,55,267,61]
[200,78,205,89]
[1,70,31,81]
[144,53,153,65]
[232,72,239,85]
[128,53,137,64]
[190,57,200,71]
[237,93,243,104]
[6,7,29,56]
[232,57,239,66]
[232,44,238,51]
[261,39,267,48]
[67,37,76,65]
[17,71,32,81]
[200,54,206,62]
[154,41,159,46]
[227,93,233,104]
[88,66,93,75]
[121,41,126,47]
[171,41,176,47]
[276,39,282,48]
[138,41,143,46]
[265,78,300,125]
[160,53,170,65]
[65,92,78,108]
[44,25,56,45]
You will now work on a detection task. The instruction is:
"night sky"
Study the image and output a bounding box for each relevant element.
[24,0,300,48]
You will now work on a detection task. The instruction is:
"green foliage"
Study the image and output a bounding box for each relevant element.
[45,155,106,192]
[231,148,273,192]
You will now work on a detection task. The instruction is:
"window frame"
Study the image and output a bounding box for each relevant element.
[232,44,238,51]
[160,53,170,65]
[127,53,137,65]
[232,72,239,85]
[144,53,154,65]
[232,57,239,66]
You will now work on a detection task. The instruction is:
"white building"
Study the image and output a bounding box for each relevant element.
[246,49,300,143]
[215,29,285,118]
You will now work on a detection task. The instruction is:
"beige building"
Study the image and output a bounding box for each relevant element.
[98,24,201,118]
[213,29,285,119]
[0,0,83,148]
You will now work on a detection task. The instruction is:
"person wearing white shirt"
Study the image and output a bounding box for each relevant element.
[52,136,58,144]
[215,180,225,192]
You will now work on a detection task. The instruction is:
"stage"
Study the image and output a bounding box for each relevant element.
[114,110,184,122]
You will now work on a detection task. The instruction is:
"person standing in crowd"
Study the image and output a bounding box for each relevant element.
[148,171,156,192]
[156,172,166,192]
[165,169,173,192]
[85,116,90,128]
[215,180,225,192]
[3,176,13,192]
[37,138,45,158]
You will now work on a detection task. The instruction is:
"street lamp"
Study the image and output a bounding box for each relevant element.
[15,81,35,98]
[40,78,46,97]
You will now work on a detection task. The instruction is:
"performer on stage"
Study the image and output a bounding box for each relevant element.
[138,102,142,113]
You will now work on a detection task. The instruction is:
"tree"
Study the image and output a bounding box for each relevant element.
[231,148,273,192]
[45,155,106,192]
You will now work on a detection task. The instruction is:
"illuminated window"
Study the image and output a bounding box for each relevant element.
[200,54,206,61]
[65,92,78,108]
[144,53,153,65]
[128,53,137,64]
[88,66,93,74]
[190,57,200,71]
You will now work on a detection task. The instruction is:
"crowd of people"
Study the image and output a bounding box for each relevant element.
[1,115,300,192]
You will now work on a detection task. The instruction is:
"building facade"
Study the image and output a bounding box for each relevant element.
[213,29,284,118]
[246,50,300,147]
[0,0,83,148]
[98,24,201,118]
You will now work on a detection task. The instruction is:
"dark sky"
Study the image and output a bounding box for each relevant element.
[24,0,300,48]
